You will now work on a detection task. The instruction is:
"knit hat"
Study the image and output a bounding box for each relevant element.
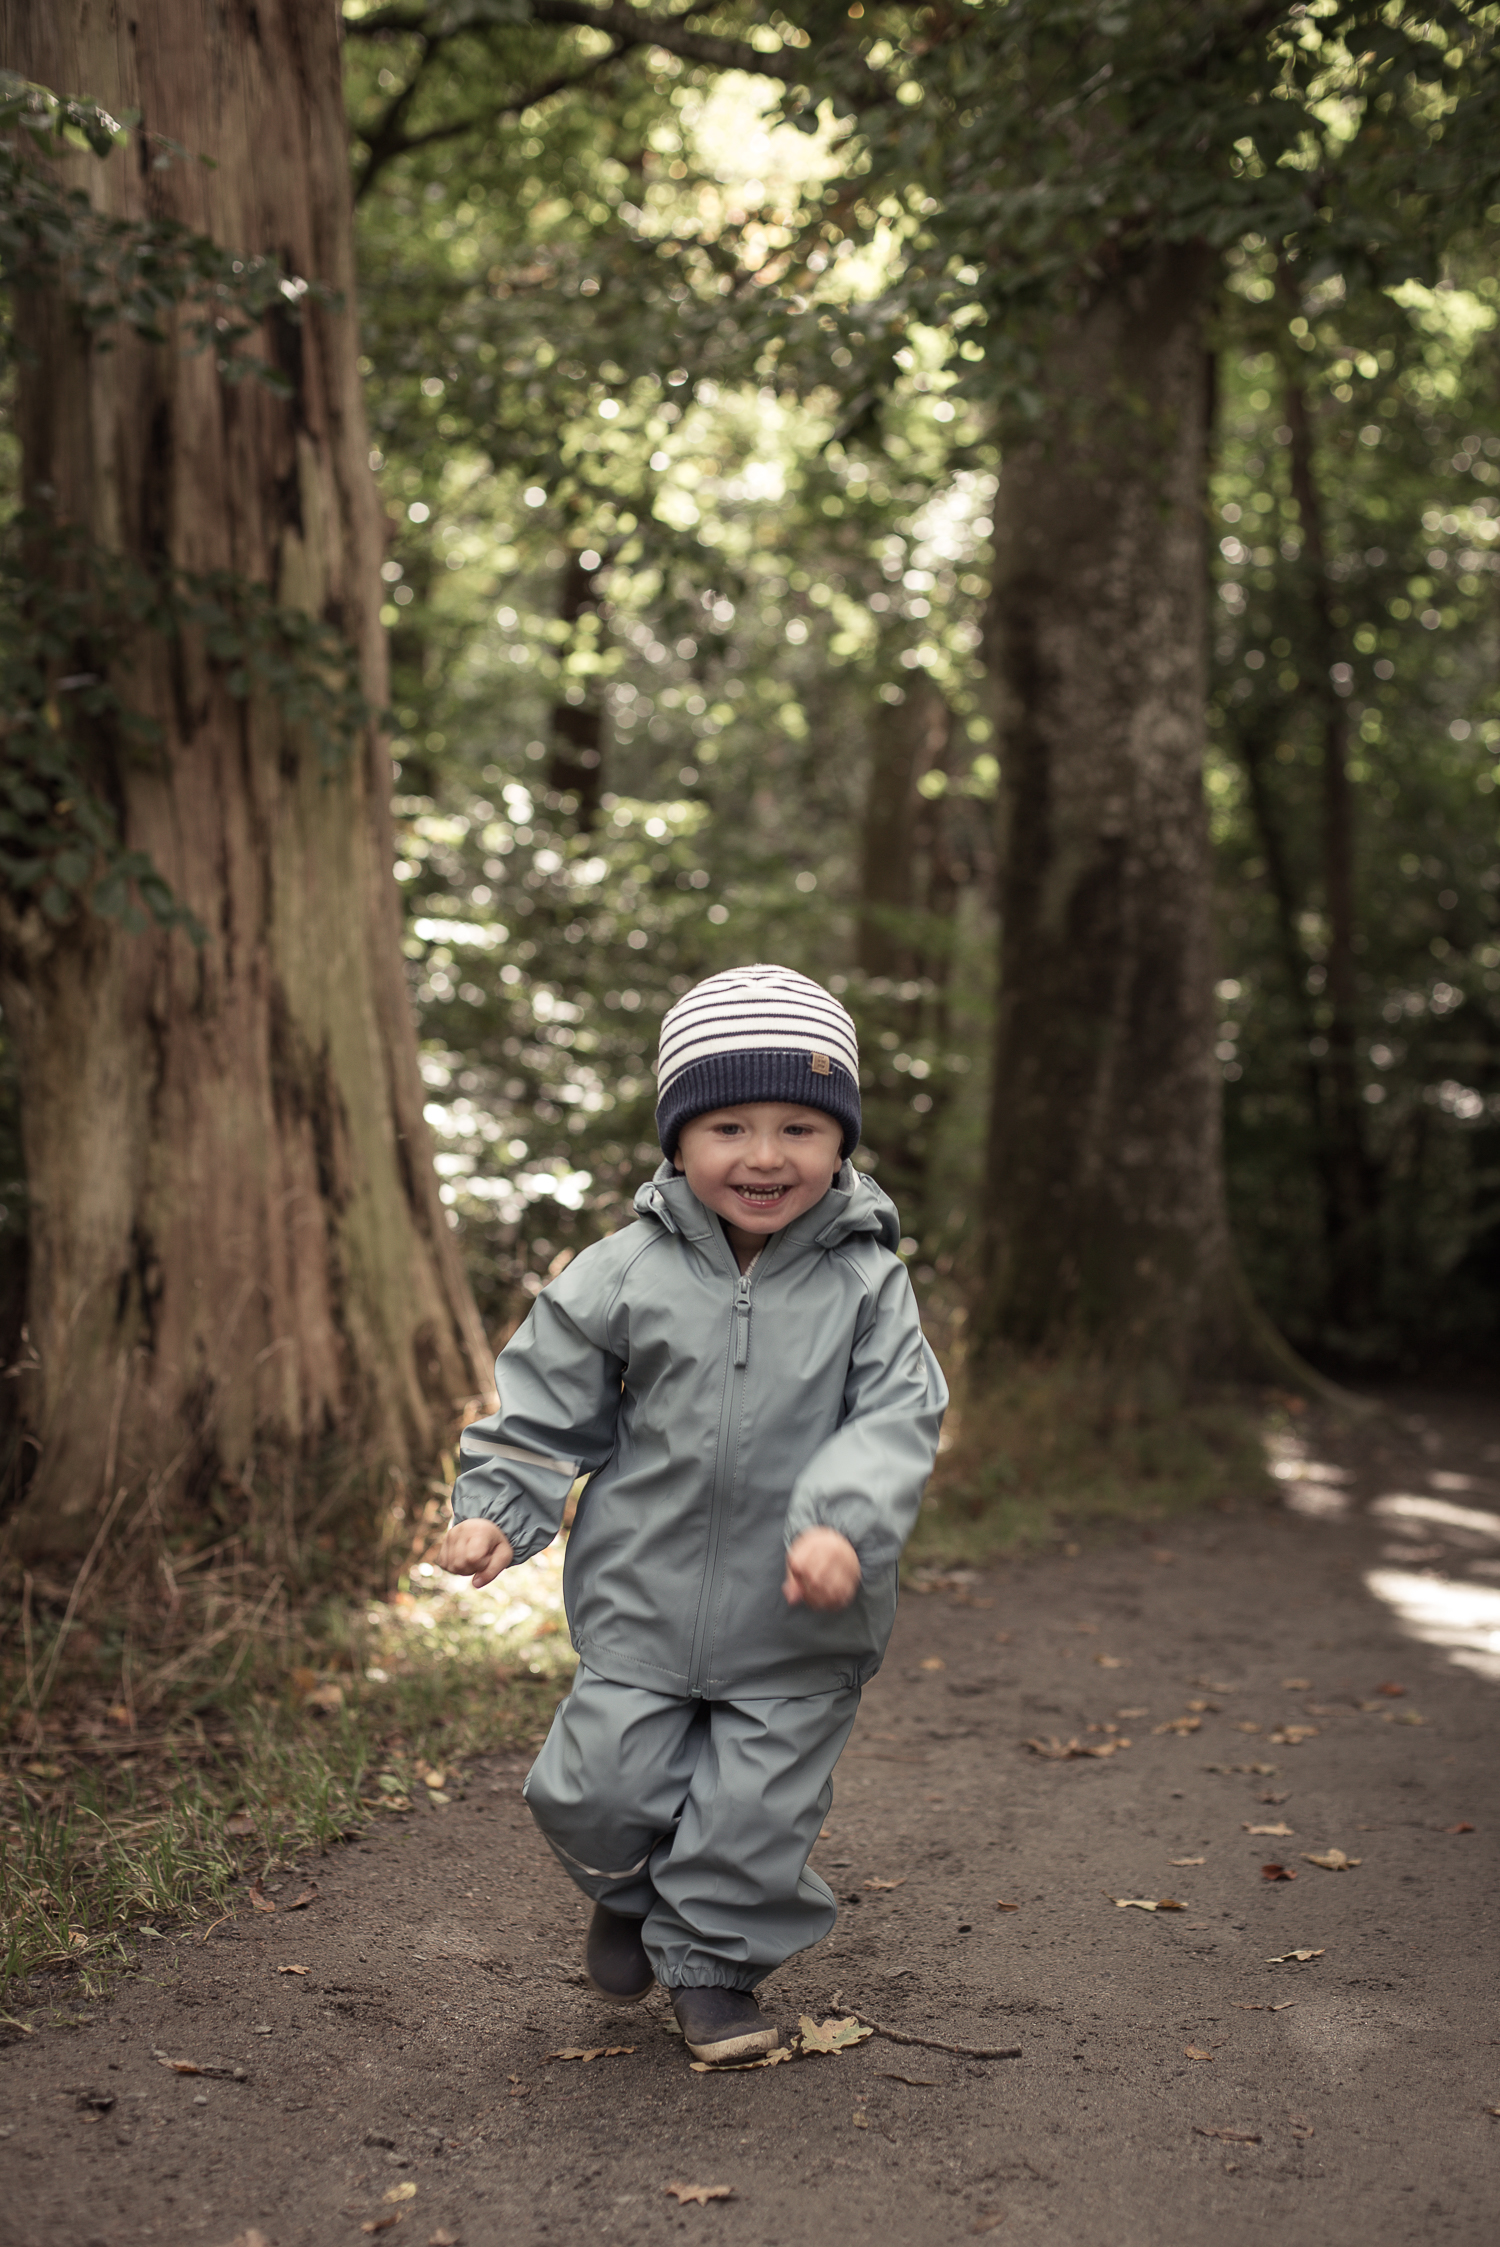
[655,964,862,1159]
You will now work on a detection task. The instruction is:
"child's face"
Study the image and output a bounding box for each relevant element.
[673,1103,844,1243]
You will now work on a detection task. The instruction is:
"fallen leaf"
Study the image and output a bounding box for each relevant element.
[384,2184,418,2205]
[224,1814,256,1838]
[687,2047,795,2073]
[361,2220,400,2236]
[1094,1655,1123,1668]
[995,1899,1019,1911]
[248,1883,275,1915]
[1375,1681,1405,1696]
[1268,1726,1319,1746]
[1153,1715,1202,1735]
[1026,1735,1129,1760]
[863,1877,906,1891]
[1447,1822,1476,1834]
[919,1658,946,1671]
[158,2058,204,2075]
[1267,1949,1324,1964]
[217,2233,273,2247]
[1151,1549,1176,1564]
[285,1885,320,1911]
[428,2232,459,2246]
[1232,1722,1262,1734]
[1116,1706,1149,1718]
[798,2014,875,2054]
[1109,1897,1186,1912]
[970,2215,1007,2234]
[304,1682,345,1715]
[1183,2046,1215,2062]
[1235,2001,1295,2012]
[416,1763,446,1789]
[1194,2127,1262,2145]
[290,1666,318,1694]
[1288,2116,1315,2139]
[1185,1699,1220,1714]
[1302,1849,1360,1872]
[1260,1790,1290,1804]
[1244,1822,1293,1838]
[543,2046,636,2063]
[664,2183,732,2206]
[852,2111,868,2128]
[278,1964,309,1976]
[1260,1863,1296,1881]
[1170,1858,1206,1868]
[1280,1678,1312,1691]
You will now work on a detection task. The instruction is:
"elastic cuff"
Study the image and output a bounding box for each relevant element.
[661,1970,762,1993]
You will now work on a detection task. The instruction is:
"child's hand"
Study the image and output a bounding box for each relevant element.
[782,1527,862,1612]
[437,1518,515,1589]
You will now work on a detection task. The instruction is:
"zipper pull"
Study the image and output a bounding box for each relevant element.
[733,1274,751,1367]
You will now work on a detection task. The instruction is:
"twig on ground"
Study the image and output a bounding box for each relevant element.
[200,1912,236,1945]
[851,2013,1021,2060]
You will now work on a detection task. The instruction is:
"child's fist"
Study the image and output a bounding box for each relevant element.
[782,1527,862,1612]
[437,1517,514,1588]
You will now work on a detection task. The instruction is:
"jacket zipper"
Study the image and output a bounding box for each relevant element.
[685,1236,774,1694]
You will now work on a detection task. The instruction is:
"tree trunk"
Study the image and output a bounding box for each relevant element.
[1280,334,1381,1330]
[975,243,1246,1384]
[548,550,605,828]
[0,0,492,1564]
[856,675,948,982]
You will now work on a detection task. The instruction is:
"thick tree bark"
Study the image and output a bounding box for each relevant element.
[975,243,1247,1384]
[1280,342,1381,1328]
[856,676,948,983]
[0,0,492,1563]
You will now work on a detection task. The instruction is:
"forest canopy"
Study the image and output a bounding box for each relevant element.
[0,0,1498,1569]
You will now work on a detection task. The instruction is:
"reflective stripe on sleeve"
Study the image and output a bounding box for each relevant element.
[458,1434,581,1477]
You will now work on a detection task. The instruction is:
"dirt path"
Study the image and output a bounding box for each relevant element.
[5,1392,1499,2247]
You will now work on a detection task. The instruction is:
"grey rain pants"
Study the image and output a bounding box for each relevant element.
[524,1662,861,1991]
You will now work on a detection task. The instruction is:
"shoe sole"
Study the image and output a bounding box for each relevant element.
[584,1968,656,2003]
[682,2025,782,2065]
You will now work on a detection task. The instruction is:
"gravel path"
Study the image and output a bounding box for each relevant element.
[5,1390,1498,2247]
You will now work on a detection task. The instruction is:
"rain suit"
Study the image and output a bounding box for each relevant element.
[450,1159,948,1987]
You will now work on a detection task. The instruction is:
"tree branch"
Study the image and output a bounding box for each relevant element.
[344,0,812,84]
[353,45,630,199]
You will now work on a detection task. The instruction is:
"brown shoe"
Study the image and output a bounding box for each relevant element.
[584,1905,654,2002]
[671,1986,780,2064]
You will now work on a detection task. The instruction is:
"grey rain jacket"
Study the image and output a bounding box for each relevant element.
[450,1160,948,1699]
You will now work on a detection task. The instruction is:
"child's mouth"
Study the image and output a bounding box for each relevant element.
[731,1183,791,1209]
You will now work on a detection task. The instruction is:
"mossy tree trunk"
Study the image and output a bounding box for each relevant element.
[975,244,1252,1388]
[0,0,492,1564]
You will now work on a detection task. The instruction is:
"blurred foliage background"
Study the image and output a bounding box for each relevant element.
[335,8,1498,1374]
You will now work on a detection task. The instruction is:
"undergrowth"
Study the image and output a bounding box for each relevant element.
[907,1360,1275,1567]
[0,1541,574,2010]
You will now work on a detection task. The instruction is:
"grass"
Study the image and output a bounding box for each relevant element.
[906,1357,1277,1569]
[0,1540,576,2010]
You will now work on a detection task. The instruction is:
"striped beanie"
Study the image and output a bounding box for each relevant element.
[655,964,862,1159]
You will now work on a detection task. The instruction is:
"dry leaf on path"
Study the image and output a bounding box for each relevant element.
[1245,1822,1294,1837]
[1302,1849,1360,1871]
[1269,1726,1319,1746]
[687,2047,795,2073]
[664,2183,732,2206]
[970,2214,1006,2234]
[428,2231,459,2246]
[1183,2047,1215,2062]
[1170,1858,1206,1868]
[1446,1822,1475,1834]
[1108,1897,1186,1912]
[543,2046,635,2063]
[384,2183,418,2204]
[1260,1863,1296,1881]
[248,1883,275,1915]
[852,2111,868,2128]
[1194,2127,1262,2145]
[1094,1655,1123,1668]
[799,2015,875,2054]
[1375,1681,1406,1696]
[285,1885,319,1911]
[1027,1735,1128,1760]
[224,1814,256,1838]
[1235,2000,1295,2011]
[864,1877,906,1891]
[1280,1678,1312,1691]
[1267,1949,1324,1964]
[1153,1716,1202,1735]
[215,2232,272,2247]
[361,2220,400,2236]
[995,1899,1019,1911]
[919,1659,946,1672]
[278,1964,308,1976]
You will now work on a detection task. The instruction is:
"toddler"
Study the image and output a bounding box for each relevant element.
[439,963,947,2063]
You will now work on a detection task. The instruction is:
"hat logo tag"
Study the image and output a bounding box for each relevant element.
[809,1051,832,1076]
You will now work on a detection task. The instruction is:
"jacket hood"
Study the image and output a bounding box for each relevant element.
[633,1159,901,1253]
